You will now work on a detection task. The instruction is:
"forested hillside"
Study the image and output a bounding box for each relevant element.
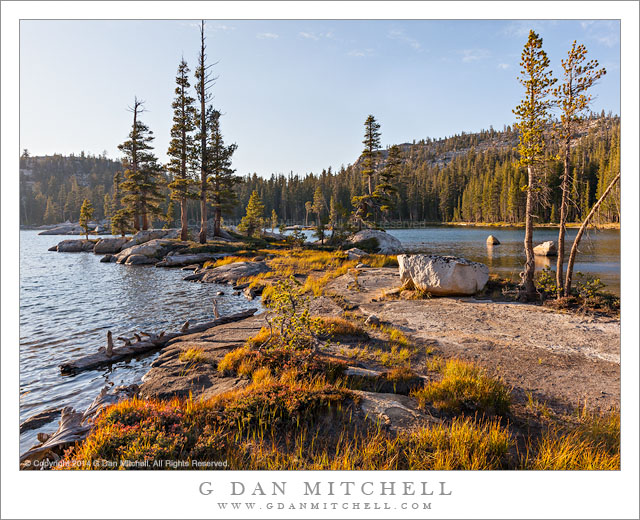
[19,114,620,227]
[20,152,122,225]
[236,113,620,226]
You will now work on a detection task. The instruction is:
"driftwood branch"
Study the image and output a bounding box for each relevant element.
[564,172,620,296]
[20,384,139,465]
[59,308,257,374]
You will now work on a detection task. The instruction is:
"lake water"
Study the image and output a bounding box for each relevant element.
[386,226,620,296]
[19,230,259,453]
[18,225,619,453]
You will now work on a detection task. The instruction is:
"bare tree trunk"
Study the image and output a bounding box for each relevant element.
[180,197,188,241]
[521,165,537,299]
[564,172,620,296]
[198,22,208,244]
[556,136,571,298]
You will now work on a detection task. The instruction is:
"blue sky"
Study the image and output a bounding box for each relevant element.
[20,19,620,177]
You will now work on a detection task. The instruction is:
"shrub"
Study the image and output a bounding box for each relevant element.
[413,359,511,415]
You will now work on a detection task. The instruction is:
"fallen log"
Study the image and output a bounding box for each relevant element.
[20,384,138,466]
[59,308,257,375]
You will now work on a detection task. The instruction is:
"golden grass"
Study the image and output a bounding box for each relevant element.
[414,358,511,415]
[319,316,368,337]
[178,347,210,365]
[523,409,620,470]
[57,379,514,471]
[339,344,416,368]
[363,254,398,268]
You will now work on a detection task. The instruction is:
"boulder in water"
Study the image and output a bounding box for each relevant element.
[125,254,156,265]
[486,235,500,245]
[398,254,489,296]
[56,239,94,253]
[533,241,557,256]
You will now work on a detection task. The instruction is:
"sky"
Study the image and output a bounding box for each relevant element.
[20,19,620,177]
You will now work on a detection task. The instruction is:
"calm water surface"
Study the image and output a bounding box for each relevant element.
[19,230,259,453]
[19,226,619,453]
[386,226,620,295]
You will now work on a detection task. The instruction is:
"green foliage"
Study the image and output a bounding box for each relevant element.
[535,267,557,296]
[206,108,239,236]
[118,98,164,231]
[286,229,306,248]
[513,30,557,169]
[79,198,94,239]
[261,277,327,353]
[237,190,265,238]
[574,272,605,299]
[110,208,131,237]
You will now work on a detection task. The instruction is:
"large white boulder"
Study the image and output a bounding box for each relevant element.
[533,241,557,256]
[346,230,402,254]
[398,254,489,296]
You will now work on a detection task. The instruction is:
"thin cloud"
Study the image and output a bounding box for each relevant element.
[257,32,279,40]
[580,21,595,30]
[299,31,319,41]
[387,29,422,51]
[460,48,491,63]
[212,24,235,32]
[497,63,510,70]
[348,48,373,57]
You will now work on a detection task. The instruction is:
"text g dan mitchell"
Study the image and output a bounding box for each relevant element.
[199,480,453,497]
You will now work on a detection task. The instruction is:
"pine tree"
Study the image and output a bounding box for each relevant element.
[206,108,239,237]
[111,209,131,237]
[43,196,59,225]
[304,201,312,227]
[352,115,381,229]
[513,30,556,299]
[553,40,606,297]
[271,209,278,232]
[79,198,94,240]
[238,190,265,238]
[167,58,197,241]
[118,98,164,231]
[374,144,402,219]
[362,115,381,196]
[103,193,112,220]
[312,187,327,244]
[195,20,217,244]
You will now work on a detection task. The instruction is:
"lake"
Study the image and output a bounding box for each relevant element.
[18,225,619,453]
[386,226,620,296]
[19,230,259,453]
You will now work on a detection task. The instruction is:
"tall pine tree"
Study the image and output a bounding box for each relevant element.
[118,98,164,231]
[206,108,239,237]
[167,58,197,241]
[553,41,606,297]
[513,30,556,299]
[195,20,217,243]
